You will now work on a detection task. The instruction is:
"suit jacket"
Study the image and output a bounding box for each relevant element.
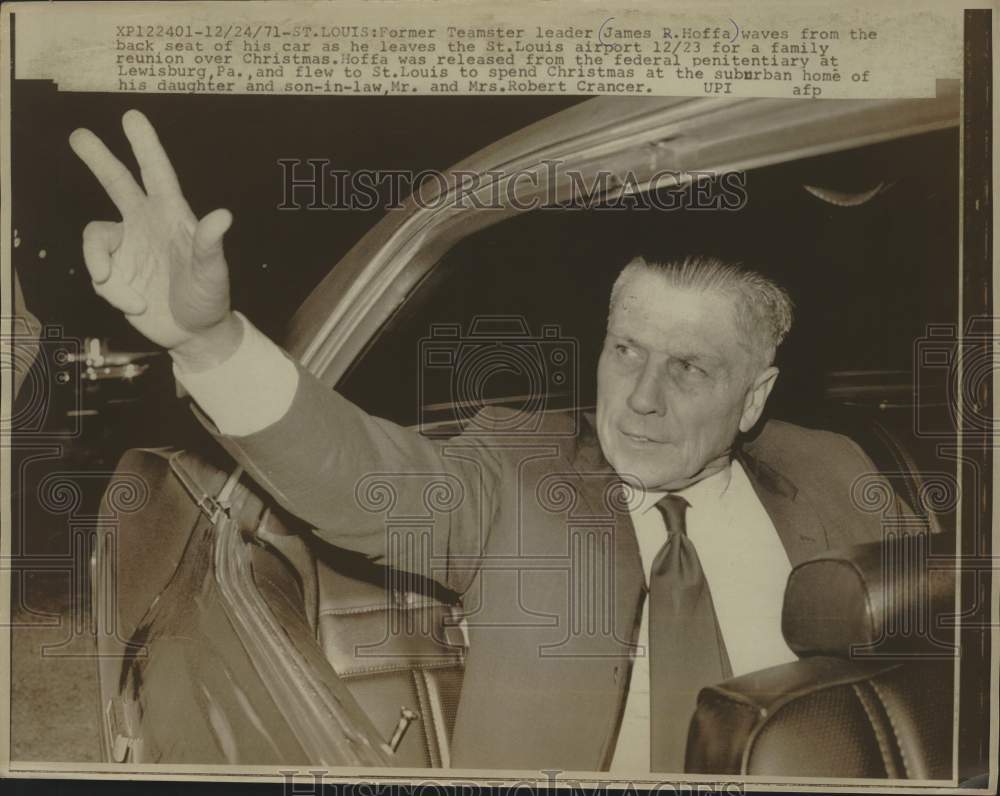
[212,361,899,772]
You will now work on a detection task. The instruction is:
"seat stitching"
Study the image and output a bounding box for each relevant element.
[850,682,902,778]
[708,659,901,712]
[869,677,912,778]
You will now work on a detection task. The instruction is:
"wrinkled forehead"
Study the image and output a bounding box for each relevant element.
[610,270,738,332]
[608,271,756,366]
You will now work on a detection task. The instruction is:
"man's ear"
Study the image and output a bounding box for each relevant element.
[739,366,779,433]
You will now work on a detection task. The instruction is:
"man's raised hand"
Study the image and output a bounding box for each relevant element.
[70,109,242,371]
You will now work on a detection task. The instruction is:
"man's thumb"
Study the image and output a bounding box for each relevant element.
[193,208,233,262]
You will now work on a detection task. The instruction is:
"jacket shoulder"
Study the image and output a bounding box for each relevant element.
[744,418,879,491]
[744,419,899,548]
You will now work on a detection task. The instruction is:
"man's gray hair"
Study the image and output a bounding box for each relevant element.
[609,255,794,368]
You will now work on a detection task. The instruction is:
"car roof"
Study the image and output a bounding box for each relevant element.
[287,82,960,385]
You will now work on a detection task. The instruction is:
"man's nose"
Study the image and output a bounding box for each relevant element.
[626,362,666,416]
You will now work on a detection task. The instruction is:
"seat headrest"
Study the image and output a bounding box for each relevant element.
[782,531,956,658]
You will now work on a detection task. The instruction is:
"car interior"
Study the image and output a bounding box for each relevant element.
[93,122,967,774]
[236,126,963,773]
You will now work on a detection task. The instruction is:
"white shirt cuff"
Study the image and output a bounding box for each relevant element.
[172,311,299,437]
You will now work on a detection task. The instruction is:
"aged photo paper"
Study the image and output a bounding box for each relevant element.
[0,0,996,793]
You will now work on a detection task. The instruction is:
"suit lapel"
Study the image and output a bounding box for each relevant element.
[573,413,645,630]
[573,413,646,768]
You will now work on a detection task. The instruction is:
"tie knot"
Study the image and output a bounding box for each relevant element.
[654,494,689,536]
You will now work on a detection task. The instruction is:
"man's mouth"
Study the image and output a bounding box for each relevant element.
[620,429,663,445]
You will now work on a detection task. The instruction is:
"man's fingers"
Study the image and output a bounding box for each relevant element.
[69,128,145,216]
[121,109,186,202]
[92,272,148,317]
[81,221,123,284]
[193,208,233,261]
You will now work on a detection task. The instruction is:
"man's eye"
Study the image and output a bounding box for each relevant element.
[615,343,635,357]
[679,360,705,376]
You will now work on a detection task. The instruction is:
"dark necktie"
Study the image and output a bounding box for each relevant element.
[648,494,733,772]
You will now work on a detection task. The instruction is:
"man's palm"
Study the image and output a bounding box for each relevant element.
[70,109,233,351]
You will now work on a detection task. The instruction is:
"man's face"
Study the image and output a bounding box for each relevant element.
[596,269,778,492]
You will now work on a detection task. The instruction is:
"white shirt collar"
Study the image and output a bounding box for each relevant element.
[626,463,734,516]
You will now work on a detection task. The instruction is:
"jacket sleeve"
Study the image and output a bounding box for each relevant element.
[202,358,502,593]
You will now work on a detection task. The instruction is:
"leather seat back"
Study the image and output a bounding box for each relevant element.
[687,656,953,777]
[686,531,956,778]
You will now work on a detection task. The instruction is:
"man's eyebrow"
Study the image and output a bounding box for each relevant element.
[608,331,725,366]
[665,347,731,371]
[674,352,724,369]
[607,327,726,365]
[678,351,718,363]
[606,329,642,345]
